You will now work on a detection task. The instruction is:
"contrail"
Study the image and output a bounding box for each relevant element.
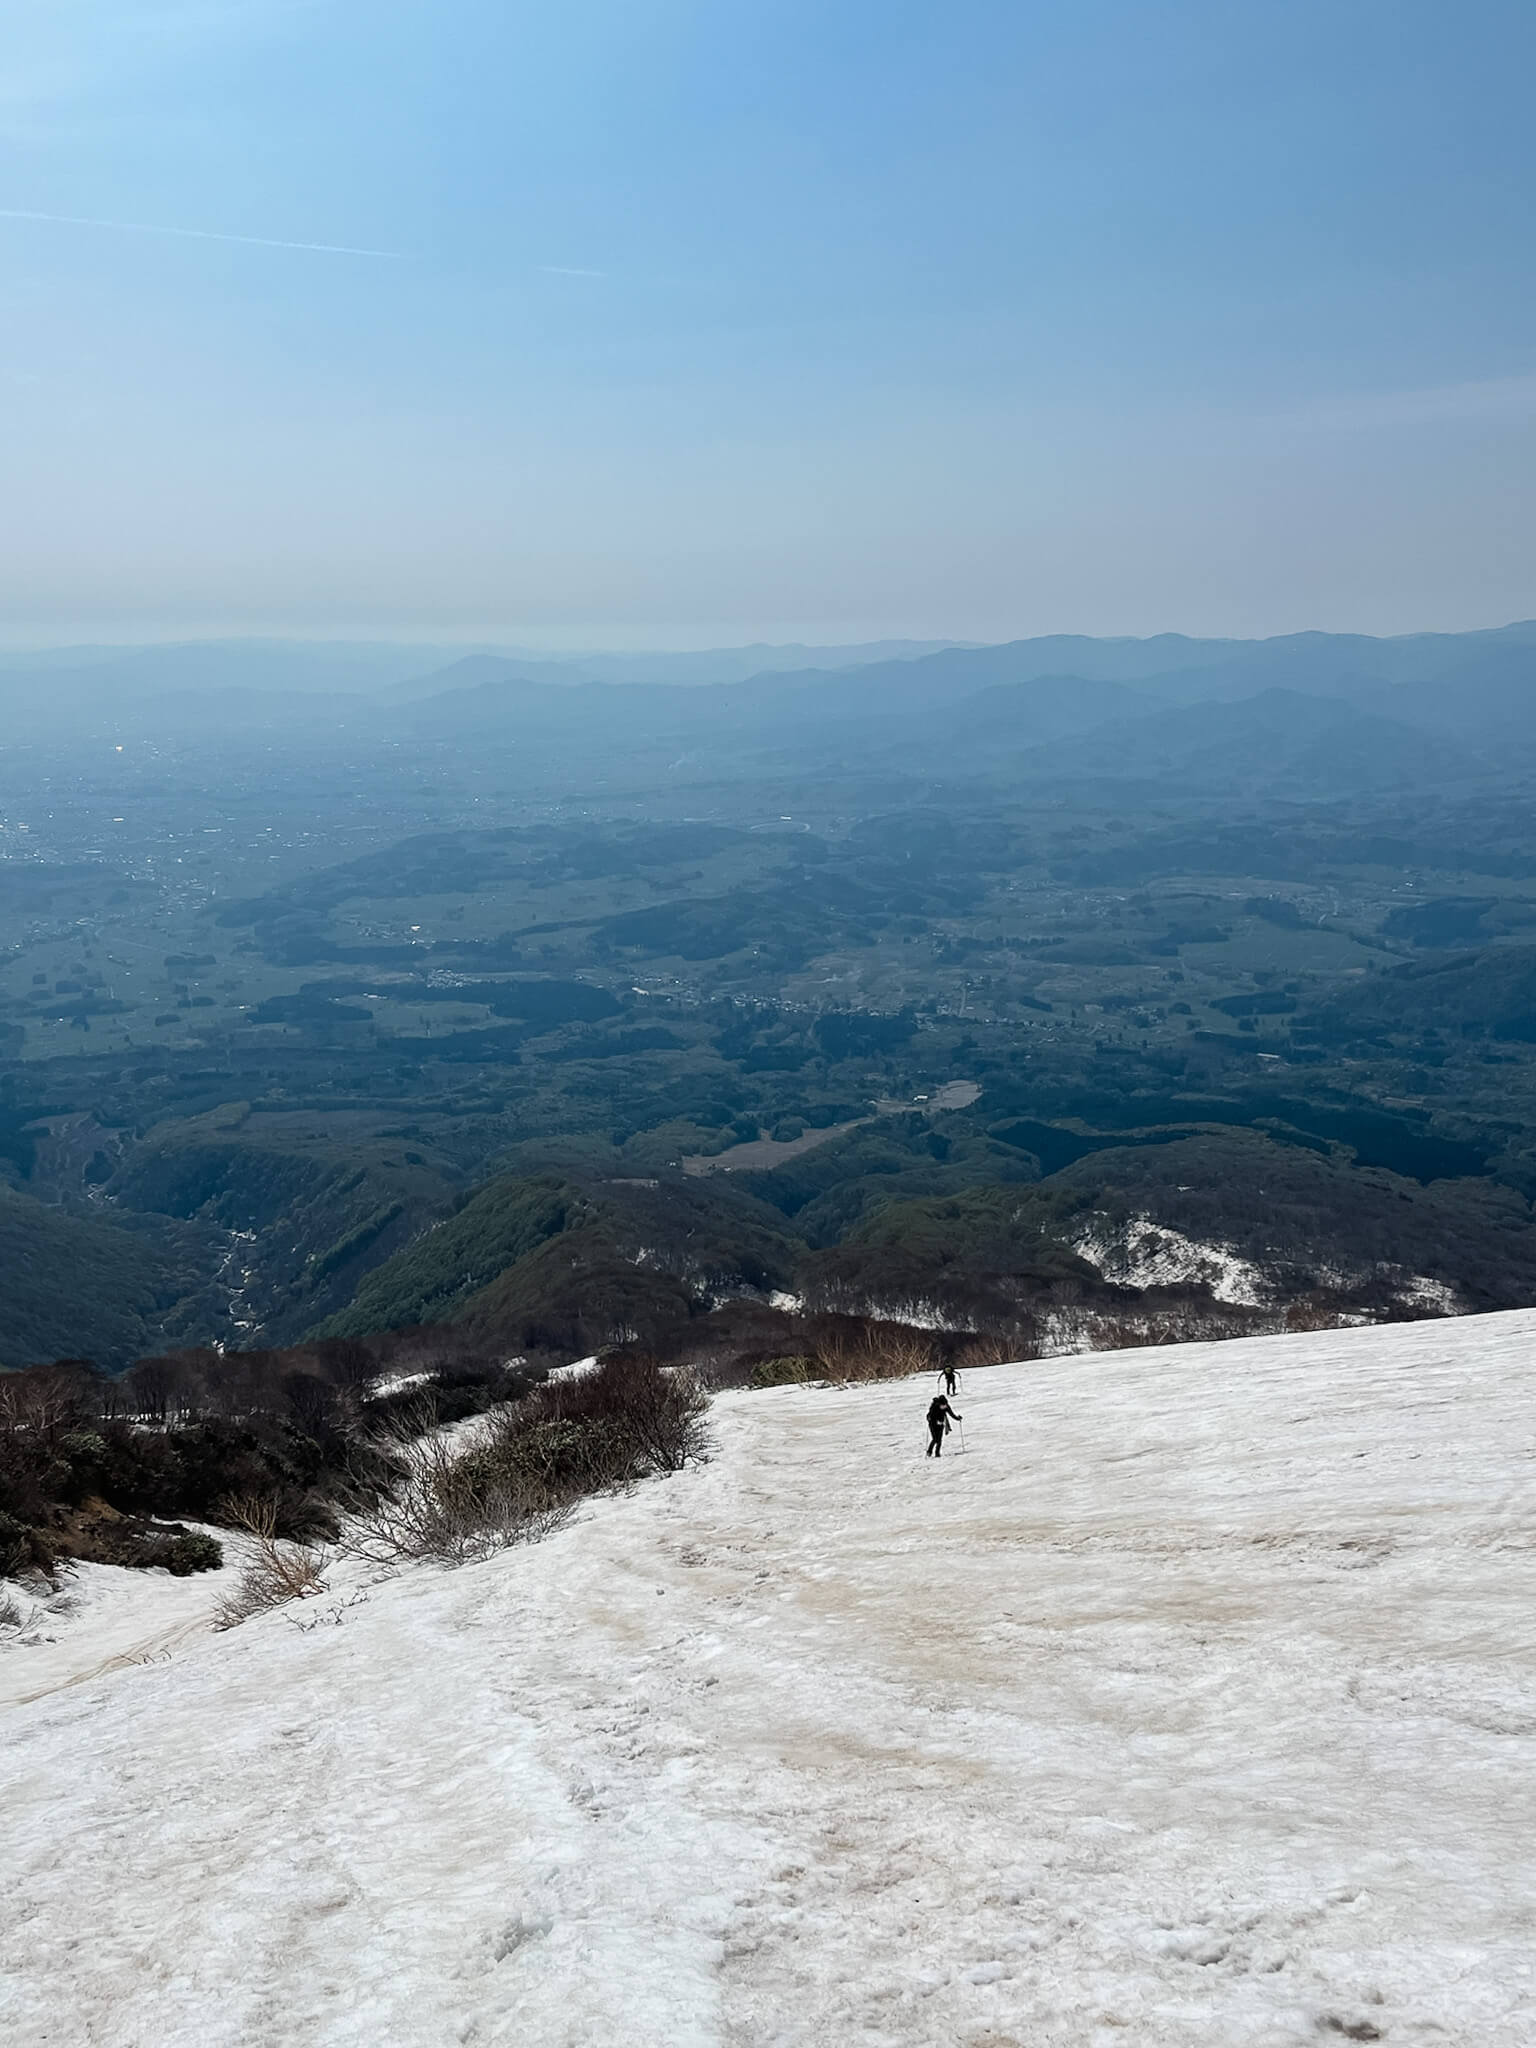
[0,207,405,258]
[541,265,605,278]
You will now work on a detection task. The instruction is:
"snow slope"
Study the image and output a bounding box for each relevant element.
[5,1311,1536,2046]
[0,1528,246,1713]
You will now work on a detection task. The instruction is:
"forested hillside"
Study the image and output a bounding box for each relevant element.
[5,624,1536,1388]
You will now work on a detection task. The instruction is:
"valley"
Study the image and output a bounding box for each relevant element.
[4,628,1536,1383]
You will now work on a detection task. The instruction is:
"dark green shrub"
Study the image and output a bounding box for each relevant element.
[149,1530,224,1575]
[0,1509,55,1579]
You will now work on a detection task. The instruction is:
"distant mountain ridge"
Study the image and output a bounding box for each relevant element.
[384,639,967,698]
[0,636,967,711]
[742,618,1536,707]
[6,625,1535,804]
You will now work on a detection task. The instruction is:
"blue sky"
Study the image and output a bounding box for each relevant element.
[1,0,1533,644]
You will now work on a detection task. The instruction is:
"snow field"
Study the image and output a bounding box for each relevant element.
[4,1309,1536,2045]
[0,1525,248,1712]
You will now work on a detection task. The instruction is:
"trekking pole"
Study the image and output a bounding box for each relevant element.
[958,1416,967,1456]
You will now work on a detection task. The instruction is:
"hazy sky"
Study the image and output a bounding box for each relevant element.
[2,0,1533,646]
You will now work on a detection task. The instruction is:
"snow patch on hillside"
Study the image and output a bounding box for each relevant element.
[1071,1215,1462,1321]
[1394,1271,1461,1314]
[861,1296,974,1332]
[370,1368,434,1400]
[546,1352,600,1383]
[1071,1213,1269,1303]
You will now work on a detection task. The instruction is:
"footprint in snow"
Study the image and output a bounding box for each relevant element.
[492,1913,553,1962]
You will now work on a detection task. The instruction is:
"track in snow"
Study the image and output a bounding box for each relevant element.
[4,1312,1536,2045]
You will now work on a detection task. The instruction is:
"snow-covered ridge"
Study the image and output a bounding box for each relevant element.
[5,1311,1536,2044]
[1071,1210,1463,1318]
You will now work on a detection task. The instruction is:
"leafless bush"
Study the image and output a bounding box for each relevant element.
[217,1492,283,1539]
[1282,1293,1356,1333]
[338,1356,709,1567]
[486,1357,711,1482]
[213,1495,331,1628]
[953,1331,1029,1369]
[1070,1303,1276,1352]
[813,1326,938,1384]
[286,1588,370,1631]
[338,1429,572,1566]
[1084,1316,1180,1351]
[0,1588,26,1630]
[598,1361,710,1473]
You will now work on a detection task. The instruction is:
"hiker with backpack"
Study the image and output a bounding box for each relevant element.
[926,1392,962,1457]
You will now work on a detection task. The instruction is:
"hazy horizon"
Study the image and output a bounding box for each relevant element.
[1,615,1535,664]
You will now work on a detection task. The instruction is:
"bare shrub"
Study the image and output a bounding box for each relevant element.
[218,1492,283,1539]
[340,1356,709,1568]
[339,1429,571,1566]
[213,1495,331,1628]
[1282,1292,1356,1333]
[953,1331,1030,1370]
[813,1326,937,1384]
[1084,1316,1177,1352]
[286,1588,370,1631]
[1068,1303,1276,1352]
[592,1359,710,1474]
[483,1357,710,1484]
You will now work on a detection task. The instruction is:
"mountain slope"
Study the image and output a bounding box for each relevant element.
[389,640,966,696]
[1006,687,1481,794]
[0,1185,209,1370]
[318,1170,800,1352]
[6,1311,1535,2045]
[744,619,1536,712]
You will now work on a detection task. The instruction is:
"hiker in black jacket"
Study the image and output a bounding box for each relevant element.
[926,1393,961,1457]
